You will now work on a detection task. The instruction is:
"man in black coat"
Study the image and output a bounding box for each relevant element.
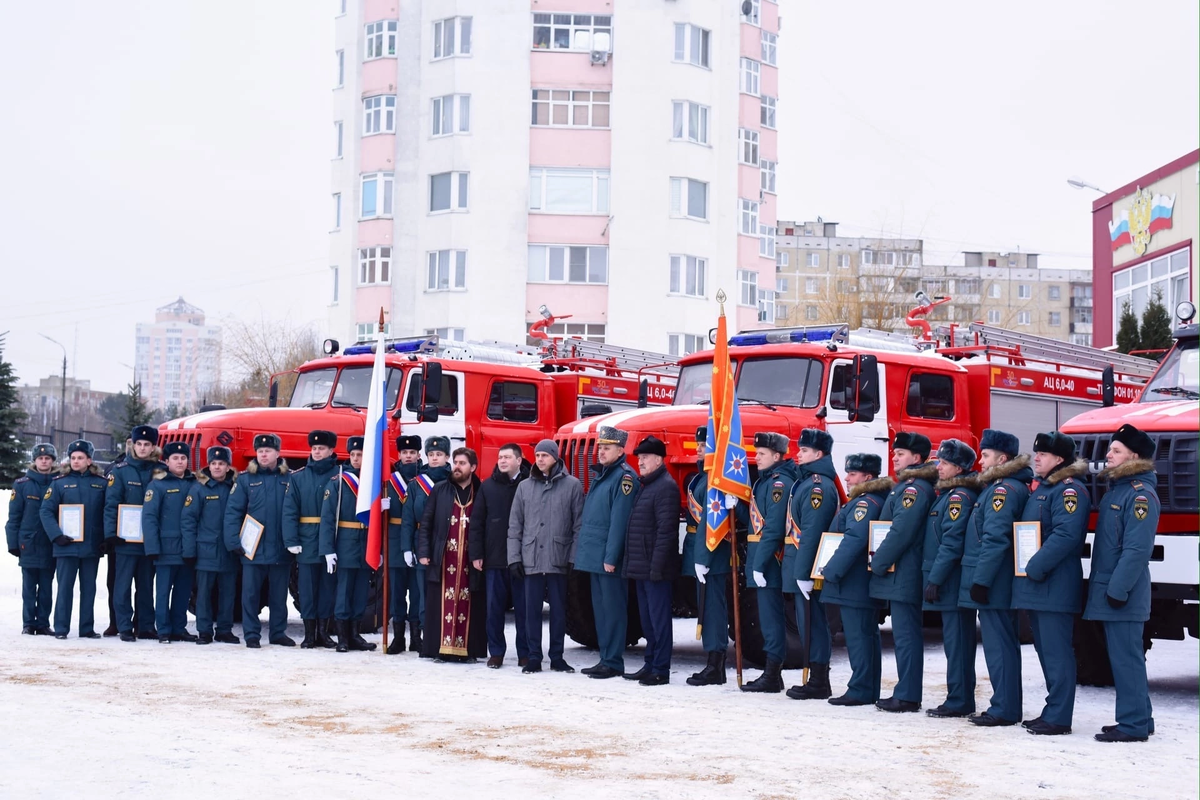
[469,443,531,669]
[622,436,682,686]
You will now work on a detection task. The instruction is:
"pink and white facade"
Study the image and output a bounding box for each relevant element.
[328,0,781,354]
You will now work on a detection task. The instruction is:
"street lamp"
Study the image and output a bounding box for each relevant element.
[1067,177,1108,194]
[39,334,67,449]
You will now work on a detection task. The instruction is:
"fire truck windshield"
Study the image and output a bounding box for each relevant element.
[673,357,824,408]
[288,366,403,409]
[1140,338,1199,401]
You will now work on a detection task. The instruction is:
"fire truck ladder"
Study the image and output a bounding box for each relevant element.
[951,323,1158,381]
[551,337,680,377]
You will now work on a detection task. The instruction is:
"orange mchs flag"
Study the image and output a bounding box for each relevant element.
[707,306,752,504]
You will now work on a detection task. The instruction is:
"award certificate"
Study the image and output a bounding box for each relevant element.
[240,515,265,561]
[59,505,85,542]
[811,532,845,580]
[1013,521,1042,577]
[117,504,144,543]
[868,520,895,573]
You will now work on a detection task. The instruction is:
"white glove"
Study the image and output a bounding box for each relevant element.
[695,564,709,584]
[381,497,390,511]
[796,579,814,599]
[287,545,303,555]
[725,494,739,509]
[753,570,766,588]
[404,551,415,567]
[325,553,337,574]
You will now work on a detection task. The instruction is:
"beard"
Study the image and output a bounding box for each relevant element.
[452,467,470,483]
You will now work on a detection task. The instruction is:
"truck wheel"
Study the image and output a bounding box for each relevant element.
[565,569,644,650]
[1074,618,1114,687]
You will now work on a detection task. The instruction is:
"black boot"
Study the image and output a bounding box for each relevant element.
[386,619,405,655]
[687,650,728,686]
[741,659,784,693]
[300,619,317,649]
[316,618,337,649]
[336,619,350,653]
[408,621,423,653]
[786,662,832,700]
[350,621,377,651]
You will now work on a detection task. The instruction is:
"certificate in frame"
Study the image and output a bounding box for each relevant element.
[810,531,845,580]
[117,504,144,543]
[59,505,85,542]
[868,520,895,573]
[1013,520,1042,577]
[240,515,265,561]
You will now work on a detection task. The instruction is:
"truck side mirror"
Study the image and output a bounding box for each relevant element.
[637,379,648,408]
[268,380,279,408]
[1101,366,1115,408]
[417,362,442,422]
[848,354,878,423]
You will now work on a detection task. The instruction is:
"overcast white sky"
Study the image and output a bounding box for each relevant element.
[2,1,1197,395]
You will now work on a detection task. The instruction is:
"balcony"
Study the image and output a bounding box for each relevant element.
[1070,296,1093,309]
[1069,322,1093,334]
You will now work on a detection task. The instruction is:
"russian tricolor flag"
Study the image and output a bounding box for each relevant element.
[1109,193,1175,251]
[357,321,388,569]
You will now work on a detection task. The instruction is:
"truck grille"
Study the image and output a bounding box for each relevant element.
[557,434,597,492]
[157,431,205,468]
[1071,431,1198,515]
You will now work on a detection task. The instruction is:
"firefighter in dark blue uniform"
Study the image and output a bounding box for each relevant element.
[1014,431,1091,735]
[687,427,732,686]
[320,436,377,652]
[821,453,890,705]
[871,431,937,712]
[283,429,340,649]
[142,441,197,642]
[182,446,240,644]
[105,425,162,640]
[6,443,58,635]
[396,435,452,656]
[384,434,424,653]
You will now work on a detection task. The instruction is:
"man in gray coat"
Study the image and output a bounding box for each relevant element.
[508,439,584,674]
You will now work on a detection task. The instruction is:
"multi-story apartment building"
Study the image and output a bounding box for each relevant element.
[327,1,781,357]
[133,297,222,413]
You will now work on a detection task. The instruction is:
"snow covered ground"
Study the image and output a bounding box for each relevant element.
[2,493,1197,799]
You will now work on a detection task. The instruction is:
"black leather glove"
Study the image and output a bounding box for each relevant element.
[54,535,73,546]
[8,547,20,557]
[923,583,940,603]
[969,583,989,604]
[508,562,525,581]
[230,546,246,557]
[1106,594,1127,609]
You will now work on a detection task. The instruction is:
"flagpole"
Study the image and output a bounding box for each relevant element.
[376,308,390,654]
[731,522,744,688]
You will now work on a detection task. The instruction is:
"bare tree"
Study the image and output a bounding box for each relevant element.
[215,315,321,408]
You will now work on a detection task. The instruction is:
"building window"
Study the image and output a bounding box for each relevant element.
[433,16,472,59]
[776,277,788,293]
[670,177,708,221]
[360,172,394,218]
[740,58,761,96]
[739,199,759,236]
[805,277,819,294]
[1017,284,1031,300]
[671,100,709,144]
[669,255,706,297]
[429,171,469,213]
[1048,285,1061,301]
[1017,310,1031,326]
[901,252,920,267]
[761,30,777,65]
[760,159,777,194]
[861,250,896,266]
[331,266,339,304]
[759,225,776,258]
[427,250,467,291]
[760,96,777,129]
[358,246,392,285]
[987,309,1002,324]
[365,21,397,60]
[333,121,343,158]
[743,0,761,25]
[425,327,465,342]
[836,254,850,268]
[528,323,605,345]
[357,321,392,338]
[432,94,470,136]
[738,270,758,307]
[332,193,341,229]
[836,279,855,294]
[531,89,610,128]
[337,0,346,16]
[668,333,706,357]
[739,128,760,166]
[757,289,775,323]
[528,245,608,284]
[672,23,710,68]
[956,278,980,294]
[335,50,344,88]
[363,95,396,135]
[988,283,1002,299]
[1048,311,1061,326]
[1069,333,1092,346]
[1113,246,1191,322]
[777,251,789,268]
[806,306,819,321]
[529,168,609,214]
[533,13,611,51]
[806,253,820,268]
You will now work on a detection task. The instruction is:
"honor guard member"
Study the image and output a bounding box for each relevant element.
[1085,424,1159,743]
[741,431,799,693]
[182,446,240,644]
[224,433,294,648]
[396,435,453,655]
[142,442,197,642]
[785,427,841,700]
[1014,431,1090,736]
[922,438,983,718]
[871,432,937,712]
[105,425,163,640]
[283,429,340,649]
[688,426,732,687]
[320,436,377,653]
[101,438,132,636]
[384,433,425,654]
[961,428,1032,727]
[40,440,107,639]
[574,426,638,679]
[7,443,58,636]
[821,453,891,706]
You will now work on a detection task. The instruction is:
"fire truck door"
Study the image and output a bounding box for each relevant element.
[396,368,467,452]
[824,359,889,481]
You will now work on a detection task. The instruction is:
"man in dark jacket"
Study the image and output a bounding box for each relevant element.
[224,433,294,648]
[1084,424,1158,743]
[961,428,1033,727]
[384,433,424,653]
[40,440,107,639]
[871,431,937,712]
[687,426,732,687]
[508,439,584,674]
[101,440,130,637]
[320,436,376,653]
[1015,431,1090,736]
[469,442,531,668]
[7,443,57,635]
[283,429,340,649]
[142,442,197,643]
[182,446,239,644]
[922,438,982,718]
[785,427,841,700]
[395,435,452,655]
[105,425,162,640]
[821,453,891,706]
[621,436,681,686]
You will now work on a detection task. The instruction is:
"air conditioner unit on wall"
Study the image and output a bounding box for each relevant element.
[590,50,609,66]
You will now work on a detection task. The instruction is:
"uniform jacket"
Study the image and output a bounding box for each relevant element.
[104,454,163,555]
[6,468,56,569]
[747,460,799,589]
[386,460,421,557]
[318,466,369,569]
[821,477,892,609]
[1013,460,1091,613]
[40,465,106,558]
[399,464,452,555]
[622,464,682,582]
[508,460,584,575]
[871,462,938,604]
[282,454,339,564]
[469,463,530,569]
[142,469,196,565]
[958,455,1033,610]
[1083,459,1159,622]
[418,475,483,582]
[223,459,292,566]
[785,455,841,586]
[573,459,638,574]
[182,467,239,573]
[921,472,982,611]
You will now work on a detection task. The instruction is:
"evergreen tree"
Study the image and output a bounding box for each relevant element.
[0,337,30,489]
[1115,301,1141,355]
[1139,289,1174,356]
[115,382,153,444]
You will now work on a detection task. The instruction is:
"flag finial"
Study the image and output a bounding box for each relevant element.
[715,289,726,314]
[377,307,386,328]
